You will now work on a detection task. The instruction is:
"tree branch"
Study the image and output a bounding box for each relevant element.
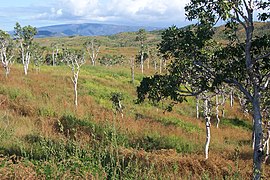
[224,78,253,102]
[253,52,270,62]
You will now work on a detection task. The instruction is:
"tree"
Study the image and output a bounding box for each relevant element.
[84,39,100,66]
[0,30,14,77]
[136,29,147,74]
[63,49,85,108]
[51,42,59,66]
[110,92,124,118]
[137,1,270,178]
[14,22,37,75]
[32,42,45,73]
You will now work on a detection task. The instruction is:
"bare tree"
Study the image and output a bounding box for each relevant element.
[0,30,14,77]
[64,49,85,107]
[84,39,100,66]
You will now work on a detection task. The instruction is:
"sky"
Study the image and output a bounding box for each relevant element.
[0,0,192,31]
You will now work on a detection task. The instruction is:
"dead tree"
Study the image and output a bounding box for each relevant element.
[84,39,100,66]
[64,49,85,107]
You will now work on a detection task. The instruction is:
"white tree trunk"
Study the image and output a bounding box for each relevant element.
[196,96,199,119]
[154,59,157,71]
[216,95,220,128]
[73,74,78,107]
[264,140,269,163]
[204,98,211,160]
[118,100,124,118]
[21,44,31,75]
[221,93,225,118]
[24,64,28,75]
[1,50,13,77]
[205,116,211,160]
[52,50,55,66]
[140,49,144,74]
[230,89,234,107]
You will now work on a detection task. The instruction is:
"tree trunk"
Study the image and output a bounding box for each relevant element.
[24,64,28,75]
[5,66,10,78]
[196,96,199,119]
[52,50,55,66]
[140,50,144,74]
[221,93,225,118]
[118,100,124,118]
[230,89,234,107]
[205,116,211,160]
[216,95,220,128]
[263,123,270,163]
[264,140,269,163]
[74,78,78,107]
[154,59,157,71]
[204,98,211,159]
[252,98,263,180]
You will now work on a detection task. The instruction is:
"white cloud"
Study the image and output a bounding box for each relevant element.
[35,7,63,19]
[32,0,192,27]
[61,0,99,16]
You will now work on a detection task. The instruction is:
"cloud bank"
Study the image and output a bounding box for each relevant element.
[36,0,191,27]
[0,0,191,30]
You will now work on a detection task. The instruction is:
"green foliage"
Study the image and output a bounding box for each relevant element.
[221,118,252,131]
[158,117,202,133]
[14,22,37,46]
[98,54,125,66]
[37,106,57,117]
[110,92,124,113]
[137,74,185,106]
[0,86,33,100]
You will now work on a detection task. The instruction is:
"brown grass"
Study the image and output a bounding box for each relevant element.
[0,64,269,179]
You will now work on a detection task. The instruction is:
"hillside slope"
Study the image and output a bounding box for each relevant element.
[0,64,269,179]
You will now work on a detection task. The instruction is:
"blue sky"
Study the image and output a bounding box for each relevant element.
[0,0,191,31]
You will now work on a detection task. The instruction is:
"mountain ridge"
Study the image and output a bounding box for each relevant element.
[36,23,162,38]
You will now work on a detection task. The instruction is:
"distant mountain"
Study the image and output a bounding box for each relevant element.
[36,23,162,38]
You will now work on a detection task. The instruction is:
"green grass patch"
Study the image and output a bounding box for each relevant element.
[0,86,34,100]
[157,117,202,133]
[221,118,252,131]
[133,133,198,153]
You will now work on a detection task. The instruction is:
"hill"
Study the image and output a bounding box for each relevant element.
[0,64,269,179]
[1,21,270,179]
[36,23,162,38]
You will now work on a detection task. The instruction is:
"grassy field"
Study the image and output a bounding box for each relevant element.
[0,22,270,179]
[0,62,269,179]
